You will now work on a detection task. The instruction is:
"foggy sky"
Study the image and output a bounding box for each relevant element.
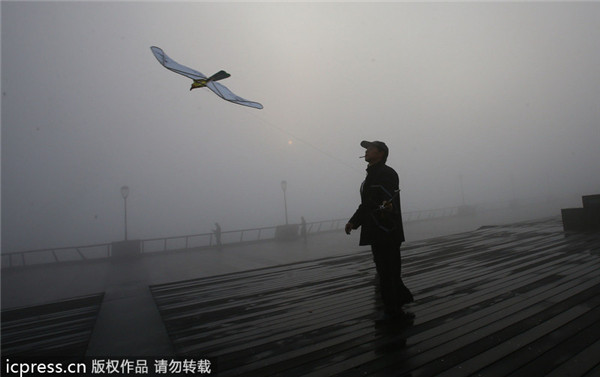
[2,2,600,252]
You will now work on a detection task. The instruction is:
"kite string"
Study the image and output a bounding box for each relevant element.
[245,110,363,175]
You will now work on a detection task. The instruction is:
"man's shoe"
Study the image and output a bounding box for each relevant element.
[397,310,415,323]
[375,311,394,323]
[375,310,414,322]
[400,292,414,306]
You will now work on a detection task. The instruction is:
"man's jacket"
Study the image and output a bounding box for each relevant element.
[349,162,405,246]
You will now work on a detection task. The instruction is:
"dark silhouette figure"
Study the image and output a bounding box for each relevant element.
[213,222,222,250]
[346,141,413,323]
[300,216,307,244]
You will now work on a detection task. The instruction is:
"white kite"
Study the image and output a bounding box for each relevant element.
[150,46,263,109]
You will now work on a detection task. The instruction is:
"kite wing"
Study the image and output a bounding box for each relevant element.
[150,46,207,81]
[206,81,264,109]
[151,46,263,109]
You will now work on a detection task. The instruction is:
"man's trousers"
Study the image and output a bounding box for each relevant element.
[371,242,413,314]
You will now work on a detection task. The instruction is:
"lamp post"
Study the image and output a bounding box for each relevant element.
[281,180,288,225]
[459,174,466,206]
[120,185,129,241]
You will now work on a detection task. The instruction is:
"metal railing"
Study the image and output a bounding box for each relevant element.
[0,207,463,269]
[403,206,460,222]
[1,243,112,269]
[1,218,348,268]
[140,219,347,253]
[141,226,275,253]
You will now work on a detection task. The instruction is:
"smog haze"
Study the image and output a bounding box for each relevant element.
[2,2,599,252]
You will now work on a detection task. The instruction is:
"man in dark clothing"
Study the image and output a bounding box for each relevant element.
[213,222,222,250]
[345,140,413,321]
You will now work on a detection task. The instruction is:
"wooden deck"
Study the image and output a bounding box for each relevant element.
[150,218,600,376]
[1,293,104,359]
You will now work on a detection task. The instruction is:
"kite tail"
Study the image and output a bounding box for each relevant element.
[208,70,231,82]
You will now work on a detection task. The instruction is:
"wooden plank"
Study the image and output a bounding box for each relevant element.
[431,289,600,377]
[306,275,600,377]
[149,218,600,376]
[1,293,104,358]
[545,339,600,377]
[505,308,600,376]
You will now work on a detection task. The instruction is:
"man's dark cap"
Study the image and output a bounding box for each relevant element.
[360,140,389,157]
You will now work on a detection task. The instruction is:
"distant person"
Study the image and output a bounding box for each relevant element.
[300,216,307,244]
[213,222,222,250]
[345,140,413,323]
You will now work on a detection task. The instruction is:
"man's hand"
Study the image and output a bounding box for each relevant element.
[345,222,354,235]
[381,200,393,212]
